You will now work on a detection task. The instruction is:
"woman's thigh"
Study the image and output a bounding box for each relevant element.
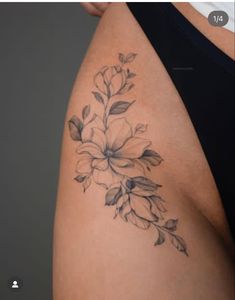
[53,3,235,300]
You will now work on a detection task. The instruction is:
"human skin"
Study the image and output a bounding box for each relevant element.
[53,3,235,300]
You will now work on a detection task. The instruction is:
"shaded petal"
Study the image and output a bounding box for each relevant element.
[130,195,157,222]
[115,137,151,159]
[109,157,134,167]
[92,158,108,171]
[93,166,123,189]
[76,153,93,175]
[81,115,105,142]
[111,160,144,178]
[110,70,125,95]
[77,142,104,158]
[91,128,106,153]
[132,188,157,197]
[94,72,107,95]
[116,193,129,210]
[103,66,115,85]
[119,200,132,221]
[106,118,132,151]
[126,211,151,229]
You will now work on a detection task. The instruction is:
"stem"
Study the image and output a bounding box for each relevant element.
[153,222,176,238]
[103,94,111,129]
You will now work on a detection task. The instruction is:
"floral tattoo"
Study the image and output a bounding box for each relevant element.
[68,53,188,256]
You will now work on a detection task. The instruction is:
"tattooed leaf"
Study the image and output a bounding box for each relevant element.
[164,219,178,231]
[170,235,188,256]
[132,176,161,191]
[118,53,125,63]
[128,73,136,79]
[141,149,163,166]
[83,176,91,192]
[154,229,165,245]
[118,82,134,95]
[125,52,137,63]
[105,187,122,206]
[74,175,86,183]
[82,105,90,120]
[68,115,83,141]
[126,68,136,79]
[92,91,104,105]
[135,123,147,134]
[109,100,135,115]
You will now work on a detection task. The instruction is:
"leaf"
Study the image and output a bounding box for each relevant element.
[83,176,91,192]
[105,187,122,206]
[170,234,188,256]
[92,91,104,105]
[164,219,178,231]
[127,72,136,79]
[74,175,86,183]
[141,149,163,166]
[132,176,160,191]
[68,115,83,141]
[109,100,135,115]
[125,52,137,63]
[118,82,134,95]
[135,123,148,134]
[126,68,136,79]
[82,105,90,120]
[118,53,125,63]
[154,229,165,245]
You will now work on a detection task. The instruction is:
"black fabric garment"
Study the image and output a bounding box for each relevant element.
[127,3,235,238]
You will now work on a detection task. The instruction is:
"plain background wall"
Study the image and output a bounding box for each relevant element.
[0,4,98,299]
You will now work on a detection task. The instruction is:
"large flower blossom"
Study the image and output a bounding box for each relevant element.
[76,117,151,188]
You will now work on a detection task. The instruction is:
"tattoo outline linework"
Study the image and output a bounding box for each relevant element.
[68,53,188,256]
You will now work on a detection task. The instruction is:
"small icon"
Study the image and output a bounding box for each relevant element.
[12,281,19,289]
[208,10,229,27]
[7,276,23,291]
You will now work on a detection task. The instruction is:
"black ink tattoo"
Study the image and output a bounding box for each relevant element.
[68,53,188,256]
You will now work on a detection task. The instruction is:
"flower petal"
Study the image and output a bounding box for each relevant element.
[119,200,132,221]
[109,157,134,168]
[110,70,125,95]
[93,166,123,189]
[111,160,144,178]
[106,118,132,151]
[77,142,104,158]
[94,72,107,95]
[126,211,151,229]
[81,114,105,143]
[92,158,108,171]
[132,188,157,197]
[103,66,115,85]
[76,153,93,175]
[130,195,157,222]
[91,128,106,152]
[116,193,129,209]
[115,137,151,159]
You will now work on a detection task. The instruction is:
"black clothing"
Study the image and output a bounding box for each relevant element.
[127,3,235,238]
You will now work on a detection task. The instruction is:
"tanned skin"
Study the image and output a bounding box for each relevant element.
[53,3,235,300]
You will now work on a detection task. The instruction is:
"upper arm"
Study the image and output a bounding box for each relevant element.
[53,3,235,300]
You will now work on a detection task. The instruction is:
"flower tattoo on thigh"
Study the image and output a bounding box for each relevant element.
[68,53,188,256]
